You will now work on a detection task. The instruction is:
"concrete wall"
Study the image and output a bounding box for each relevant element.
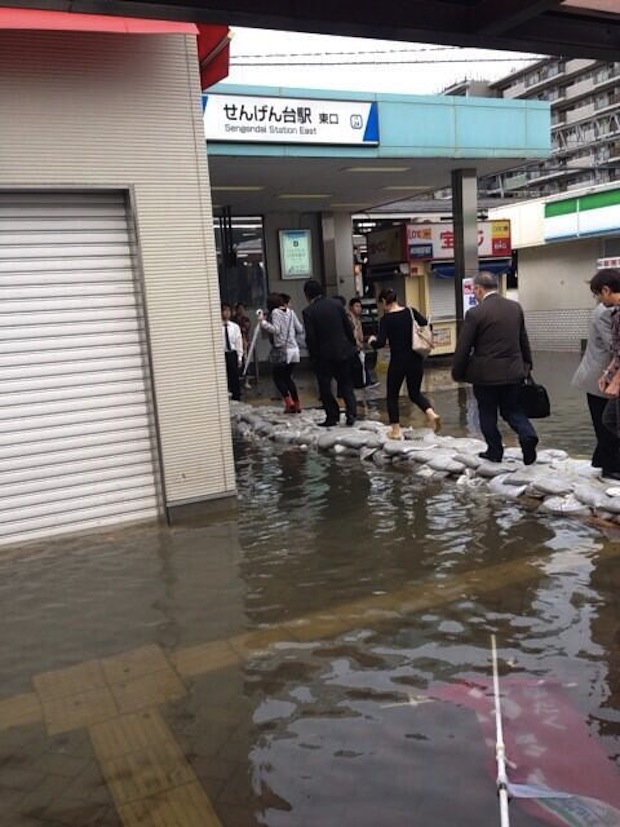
[0,31,235,507]
[518,239,600,351]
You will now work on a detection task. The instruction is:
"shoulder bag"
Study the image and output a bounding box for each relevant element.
[410,308,434,357]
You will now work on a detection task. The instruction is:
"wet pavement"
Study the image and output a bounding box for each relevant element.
[1,351,620,826]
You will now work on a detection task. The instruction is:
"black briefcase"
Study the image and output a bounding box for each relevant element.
[521,373,551,419]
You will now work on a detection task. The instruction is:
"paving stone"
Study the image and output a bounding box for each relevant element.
[101,646,171,686]
[34,661,106,704]
[118,781,223,827]
[30,750,89,779]
[99,738,195,806]
[171,641,241,678]
[90,710,172,760]
[0,693,43,732]
[42,688,118,736]
[109,670,186,715]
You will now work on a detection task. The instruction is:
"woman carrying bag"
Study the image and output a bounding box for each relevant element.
[368,287,441,440]
[258,292,304,413]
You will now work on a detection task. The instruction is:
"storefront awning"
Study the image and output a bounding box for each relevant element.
[0,7,198,34]
[0,8,230,89]
[432,259,513,279]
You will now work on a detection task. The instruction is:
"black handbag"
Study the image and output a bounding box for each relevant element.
[268,346,287,365]
[521,373,551,419]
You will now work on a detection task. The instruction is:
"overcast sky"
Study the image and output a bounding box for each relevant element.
[225,28,543,96]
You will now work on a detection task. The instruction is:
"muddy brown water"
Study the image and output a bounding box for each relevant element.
[1,352,619,826]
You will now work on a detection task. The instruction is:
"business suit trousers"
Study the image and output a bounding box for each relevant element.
[588,393,620,472]
[473,383,537,460]
[224,350,241,401]
[315,357,356,424]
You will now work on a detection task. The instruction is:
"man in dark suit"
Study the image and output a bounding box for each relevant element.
[452,271,538,464]
[303,279,357,426]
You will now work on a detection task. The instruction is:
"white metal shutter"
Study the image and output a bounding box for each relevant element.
[0,191,161,547]
[428,273,456,320]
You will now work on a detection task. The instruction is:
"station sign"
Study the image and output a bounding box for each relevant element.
[406,220,511,260]
[203,93,379,146]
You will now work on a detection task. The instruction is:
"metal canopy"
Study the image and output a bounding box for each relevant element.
[1,0,619,60]
[207,155,537,215]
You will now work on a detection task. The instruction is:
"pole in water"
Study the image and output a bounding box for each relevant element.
[491,634,511,827]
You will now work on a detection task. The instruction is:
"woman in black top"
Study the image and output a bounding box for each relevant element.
[369,288,441,440]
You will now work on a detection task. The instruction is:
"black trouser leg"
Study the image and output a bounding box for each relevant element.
[333,358,356,420]
[386,358,407,424]
[404,353,432,413]
[473,385,503,459]
[272,364,290,398]
[225,351,241,401]
[315,361,339,423]
[589,393,620,471]
[498,383,537,443]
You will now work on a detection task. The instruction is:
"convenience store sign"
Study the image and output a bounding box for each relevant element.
[545,188,620,241]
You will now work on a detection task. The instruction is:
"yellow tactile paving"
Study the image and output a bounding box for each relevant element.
[118,781,223,827]
[33,659,106,702]
[171,640,241,678]
[90,710,172,760]
[0,692,43,730]
[98,735,195,805]
[102,645,172,686]
[42,686,118,736]
[228,627,293,657]
[110,669,187,715]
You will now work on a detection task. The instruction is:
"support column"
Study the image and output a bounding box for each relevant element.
[321,212,355,298]
[452,169,479,333]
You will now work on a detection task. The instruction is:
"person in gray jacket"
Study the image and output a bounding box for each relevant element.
[573,283,620,481]
[452,271,538,465]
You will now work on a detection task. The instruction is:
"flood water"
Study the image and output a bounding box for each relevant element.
[1,351,619,827]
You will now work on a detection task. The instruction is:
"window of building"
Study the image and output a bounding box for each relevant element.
[214,214,268,317]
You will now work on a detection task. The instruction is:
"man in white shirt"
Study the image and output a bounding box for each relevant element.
[221,303,243,401]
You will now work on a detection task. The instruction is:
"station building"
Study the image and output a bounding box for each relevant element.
[0,16,549,547]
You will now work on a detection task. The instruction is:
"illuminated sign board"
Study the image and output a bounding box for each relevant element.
[204,94,379,146]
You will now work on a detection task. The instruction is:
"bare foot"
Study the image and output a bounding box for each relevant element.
[386,426,403,440]
[426,411,441,433]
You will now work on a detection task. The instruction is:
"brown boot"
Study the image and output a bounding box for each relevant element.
[283,395,295,413]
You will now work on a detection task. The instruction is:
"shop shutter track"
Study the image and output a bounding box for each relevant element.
[0,191,161,546]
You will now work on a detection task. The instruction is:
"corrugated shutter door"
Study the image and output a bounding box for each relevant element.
[0,191,161,547]
[428,274,456,320]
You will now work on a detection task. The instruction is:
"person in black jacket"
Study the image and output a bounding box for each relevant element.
[451,271,538,464]
[368,287,441,440]
[302,279,357,427]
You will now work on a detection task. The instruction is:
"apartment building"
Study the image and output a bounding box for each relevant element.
[486,57,620,198]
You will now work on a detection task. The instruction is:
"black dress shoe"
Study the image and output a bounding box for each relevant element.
[317,420,338,428]
[521,436,538,466]
[478,451,502,463]
[601,469,620,482]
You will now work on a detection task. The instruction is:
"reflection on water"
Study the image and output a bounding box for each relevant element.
[0,351,619,826]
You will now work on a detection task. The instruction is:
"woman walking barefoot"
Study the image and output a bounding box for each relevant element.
[369,287,441,440]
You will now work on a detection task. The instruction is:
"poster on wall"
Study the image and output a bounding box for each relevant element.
[279,229,313,279]
[462,278,478,315]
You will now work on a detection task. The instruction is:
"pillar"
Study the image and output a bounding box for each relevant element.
[452,169,479,332]
[321,212,355,298]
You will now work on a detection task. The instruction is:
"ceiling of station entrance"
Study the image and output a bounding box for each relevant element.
[207,154,530,215]
[2,0,617,59]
